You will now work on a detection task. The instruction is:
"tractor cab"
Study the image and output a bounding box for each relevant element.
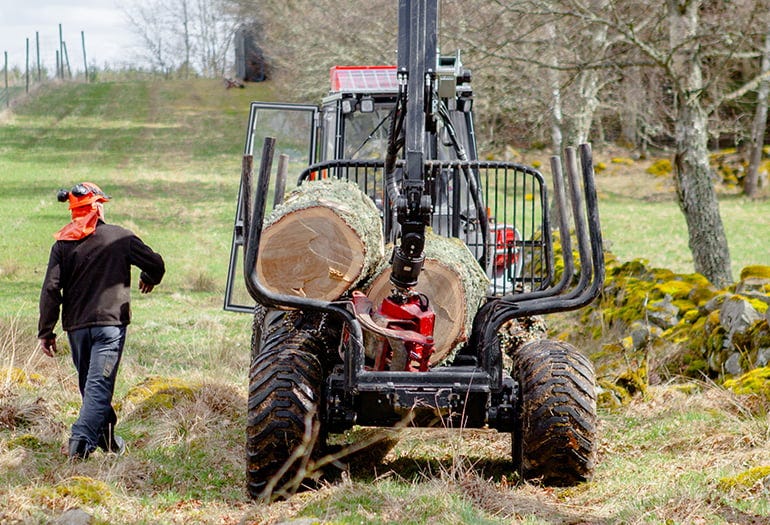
[317,62,498,261]
[318,62,476,164]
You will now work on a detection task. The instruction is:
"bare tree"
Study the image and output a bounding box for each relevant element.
[746,17,770,197]
[441,2,562,149]
[226,0,395,100]
[547,22,565,153]
[547,0,614,146]
[442,1,626,152]
[123,0,237,77]
[192,0,238,77]
[181,0,192,78]
[666,0,732,287]
[122,0,179,74]
[508,0,764,285]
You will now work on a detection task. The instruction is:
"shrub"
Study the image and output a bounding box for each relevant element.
[646,159,672,177]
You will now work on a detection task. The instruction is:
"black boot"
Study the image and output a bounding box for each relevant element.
[97,423,125,455]
[96,408,124,454]
[68,438,91,461]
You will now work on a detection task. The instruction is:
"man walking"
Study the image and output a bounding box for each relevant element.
[38,182,165,460]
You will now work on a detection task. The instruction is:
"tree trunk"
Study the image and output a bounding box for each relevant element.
[547,23,564,156]
[257,178,385,301]
[571,69,600,146]
[673,104,733,288]
[746,21,770,198]
[364,231,490,364]
[570,0,608,146]
[668,0,732,287]
[621,69,641,149]
[182,0,191,79]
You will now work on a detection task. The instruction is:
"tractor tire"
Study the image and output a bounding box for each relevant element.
[511,338,597,486]
[246,345,323,499]
[250,306,341,369]
[246,307,334,500]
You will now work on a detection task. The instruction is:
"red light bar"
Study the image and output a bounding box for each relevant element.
[330,65,398,93]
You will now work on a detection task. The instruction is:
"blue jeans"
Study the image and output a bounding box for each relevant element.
[67,325,126,452]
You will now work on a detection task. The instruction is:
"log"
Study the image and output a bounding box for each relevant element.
[364,230,490,364]
[257,178,384,300]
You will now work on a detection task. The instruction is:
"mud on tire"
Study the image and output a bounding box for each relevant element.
[511,338,597,486]
[246,307,332,500]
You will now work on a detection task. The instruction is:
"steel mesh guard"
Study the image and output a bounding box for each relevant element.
[299,159,551,297]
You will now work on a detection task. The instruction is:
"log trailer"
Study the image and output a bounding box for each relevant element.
[225,0,604,500]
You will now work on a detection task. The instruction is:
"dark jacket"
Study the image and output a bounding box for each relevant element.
[38,221,165,339]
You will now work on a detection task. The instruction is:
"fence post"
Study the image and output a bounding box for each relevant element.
[63,41,71,78]
[59,24,64,79]
[4,51,8,108]
[26,38,30,93]
[36,32,41,82]
[81,31,88,82]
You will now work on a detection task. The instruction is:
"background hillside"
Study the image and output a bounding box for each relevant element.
[1,80,769,524]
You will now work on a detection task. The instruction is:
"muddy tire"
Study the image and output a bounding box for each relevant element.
[246,308,328,500]
[251,306,341,369]
[511,338,596,486]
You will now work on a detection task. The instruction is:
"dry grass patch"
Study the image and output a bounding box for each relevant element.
[578,381,770,522]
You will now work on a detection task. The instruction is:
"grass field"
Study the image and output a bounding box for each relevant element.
[593,166,770,281]
[1,79,769,524]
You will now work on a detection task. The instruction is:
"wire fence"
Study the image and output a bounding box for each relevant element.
[1,25,92,110]
[2,22,260,110]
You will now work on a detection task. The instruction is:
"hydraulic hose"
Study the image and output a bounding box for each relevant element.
[437,100,489,266]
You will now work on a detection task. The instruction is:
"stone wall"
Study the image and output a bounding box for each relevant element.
[563,256,770,384]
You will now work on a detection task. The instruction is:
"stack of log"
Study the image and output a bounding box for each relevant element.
[256,178,490,363]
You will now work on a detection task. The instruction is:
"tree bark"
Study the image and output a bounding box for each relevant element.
[364,231,490,364]
[746,21,770,198]
[547,22,564,155]
[668,0,732,288]
[257,178,384,301]
[569,0,609,146]
[673,105,733,288]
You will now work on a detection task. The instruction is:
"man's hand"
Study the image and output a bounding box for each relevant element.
[39,338,57,357]
[139,279,155,294]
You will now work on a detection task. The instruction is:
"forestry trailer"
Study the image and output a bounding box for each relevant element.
[225,0,604,500]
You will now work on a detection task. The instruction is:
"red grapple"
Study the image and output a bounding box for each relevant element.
[352,291,435,372]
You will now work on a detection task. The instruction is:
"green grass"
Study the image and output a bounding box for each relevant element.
[0,80,258,522]
[1,79,770,524]
[599,192,770,280]
[0,79,258,330]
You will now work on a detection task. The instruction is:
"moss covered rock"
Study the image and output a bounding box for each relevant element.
[739,265,770,281]
[736,266,770,297]
[596,380,628,409]
[723,367,770,397]
[719,296,763,359]
[717,465,770,493]
[567,251,770,383]
[119,375,196,417]
[35,476,111,506]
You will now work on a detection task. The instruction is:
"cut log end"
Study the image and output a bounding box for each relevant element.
[256,178,384,301]
[258,206,367,300]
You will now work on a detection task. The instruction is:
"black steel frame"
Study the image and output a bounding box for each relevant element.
[241,140,603,429]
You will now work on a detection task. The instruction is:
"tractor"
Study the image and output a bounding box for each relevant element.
[224,0,604,500]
